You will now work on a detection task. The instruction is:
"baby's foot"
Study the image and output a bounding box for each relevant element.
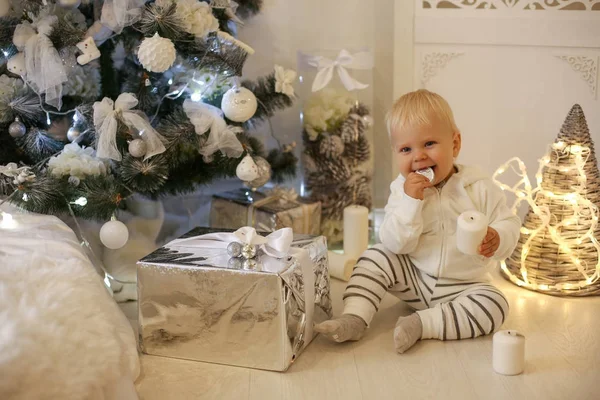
[393,313,423,353]
[314,314,367,343]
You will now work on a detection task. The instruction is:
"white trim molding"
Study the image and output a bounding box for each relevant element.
[421,0,600,11]
[421,52,464,86]
[556,55,599,98]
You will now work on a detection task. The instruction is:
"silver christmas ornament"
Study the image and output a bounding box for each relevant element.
[128,139,147,158]
[245,156,271,190]
[227,242,243,258]
[228,257,243,269]
[241,244,257,259]
[243,259,258,270]
[9,117,26,138]
[67,127,81,142]
[58,0,81,8]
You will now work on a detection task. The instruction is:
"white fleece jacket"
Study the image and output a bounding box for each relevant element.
[379,164,521,281]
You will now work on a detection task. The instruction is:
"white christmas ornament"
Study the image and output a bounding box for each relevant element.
[76,37,101,65]
[221,87,257,122]
[236,154,259,182]
[100,220,129,249]
[67,127,81,142]
[58,0,81,8]
[0,0,10,17]
[128,139,147,158]
[137,33,176,73]
[7,53,26,76]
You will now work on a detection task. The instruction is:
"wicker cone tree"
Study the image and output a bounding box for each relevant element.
[495,104,600,296]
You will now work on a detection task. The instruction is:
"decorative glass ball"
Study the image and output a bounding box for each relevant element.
[241,244,257,259]
[99,220,129,249]
[67,127,81,142]
[221,87,257,122]
[8,118,26,138]
[245,156,271,190]
[58,0,81,7]
[128,139,147,158]
[227,242,243,258]
[228,257,243,269]
[243,259,258,270]
[362,115,374,129]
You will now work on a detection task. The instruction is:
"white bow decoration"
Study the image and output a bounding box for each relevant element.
[306,49,373,93]
[13,17,67,110]
[0,163,35,185]
[183,99,244,159]
[101,0,145,34]
[93,93,167,161]
[274,65,296,97]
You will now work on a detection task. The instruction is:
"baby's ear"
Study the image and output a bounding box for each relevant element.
[452,131,462,157]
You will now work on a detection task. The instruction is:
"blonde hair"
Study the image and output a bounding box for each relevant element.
[386,89,459,138]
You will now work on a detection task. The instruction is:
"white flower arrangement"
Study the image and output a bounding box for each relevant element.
[302,88,355,141]
[48,143,109,180]
[157,0,219,38]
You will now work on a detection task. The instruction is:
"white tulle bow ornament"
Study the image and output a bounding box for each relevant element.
[306,49,373,93]
[182,99,244,159]
[101,0,145,34]
[93,93,166,161]
[13,16,67,110]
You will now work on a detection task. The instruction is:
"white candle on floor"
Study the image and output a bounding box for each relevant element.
[343,205,369,259]
[456,210,489,255]
[493,330,526,375]
[327,251,356,281]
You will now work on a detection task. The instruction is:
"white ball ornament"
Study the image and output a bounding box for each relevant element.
[128,139,147,158]
[100,220,129,249]
[58,0,81,8]
[221,87,258,122]
[7,53,26,76]
[245,156,271,189]
[67,127,81,142]
[137,33,176,73]
[0,0,10,17]
[236,154,259,182]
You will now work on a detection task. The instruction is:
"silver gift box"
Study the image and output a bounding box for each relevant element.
[137,227,333,372]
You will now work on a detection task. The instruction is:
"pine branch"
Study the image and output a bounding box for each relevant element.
[235,0,264,19]
[242,73,293,127]
[185,33,250,77]
[267,148,297,184]
[1,92,45,125]
[73,176,128,221]
[48,14,86,50]
[157,107,201,169]
[16,128,65,164]
[137,3,187,41]
[118,154,169,195]
[10,175,68,216]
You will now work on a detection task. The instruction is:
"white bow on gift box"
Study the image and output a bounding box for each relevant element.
[93,93,167,161]
[305,49,374,93]
[169,226,315,350]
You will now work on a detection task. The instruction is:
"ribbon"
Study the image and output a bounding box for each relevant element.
[245,188,313,235]
[168,226,314,351]
[93,93,167,161]
[13,17,67,110]
[101,0,145,34]
[183,99,244,159]
[305,49,373,93]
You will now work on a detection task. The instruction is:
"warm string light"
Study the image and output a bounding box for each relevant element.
[493,143,600,292]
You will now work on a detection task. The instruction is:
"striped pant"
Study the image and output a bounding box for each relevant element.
[342,244,509,341]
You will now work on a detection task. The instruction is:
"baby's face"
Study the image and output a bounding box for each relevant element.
[390,118,461,185]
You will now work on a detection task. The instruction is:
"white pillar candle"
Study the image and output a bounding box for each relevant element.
[327,251,356,281]
[493,330,526,375]
[456,210,489,255]
[343,205,369,259]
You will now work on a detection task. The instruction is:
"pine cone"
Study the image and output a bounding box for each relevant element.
[344,134,371,164]
[319,135,345,159]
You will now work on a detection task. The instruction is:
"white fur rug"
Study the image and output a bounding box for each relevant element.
[0,204,140,400]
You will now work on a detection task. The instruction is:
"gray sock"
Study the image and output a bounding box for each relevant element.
[314,314,367,343]
[393,313,423,353]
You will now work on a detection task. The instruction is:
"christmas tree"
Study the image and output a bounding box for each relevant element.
[493,104,600,297]
[0,0,297,235]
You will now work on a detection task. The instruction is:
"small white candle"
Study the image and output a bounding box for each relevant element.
[327,251,356,281]
[456,210,489,255]
[343,205,369,259]
[493,330,526,375]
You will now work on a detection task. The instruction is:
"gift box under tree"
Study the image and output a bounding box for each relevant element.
[137,226,332,371]
[210,187,321,235]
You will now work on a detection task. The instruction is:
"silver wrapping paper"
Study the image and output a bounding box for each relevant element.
[209,188,322,235]
[137,228,332,372]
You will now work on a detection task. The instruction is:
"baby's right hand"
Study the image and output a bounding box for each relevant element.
[404,172,433,200]
[314,314,367,343]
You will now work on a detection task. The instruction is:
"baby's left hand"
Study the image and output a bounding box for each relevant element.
[479,227,499,258]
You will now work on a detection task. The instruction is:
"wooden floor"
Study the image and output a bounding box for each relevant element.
[120,269,600,400]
